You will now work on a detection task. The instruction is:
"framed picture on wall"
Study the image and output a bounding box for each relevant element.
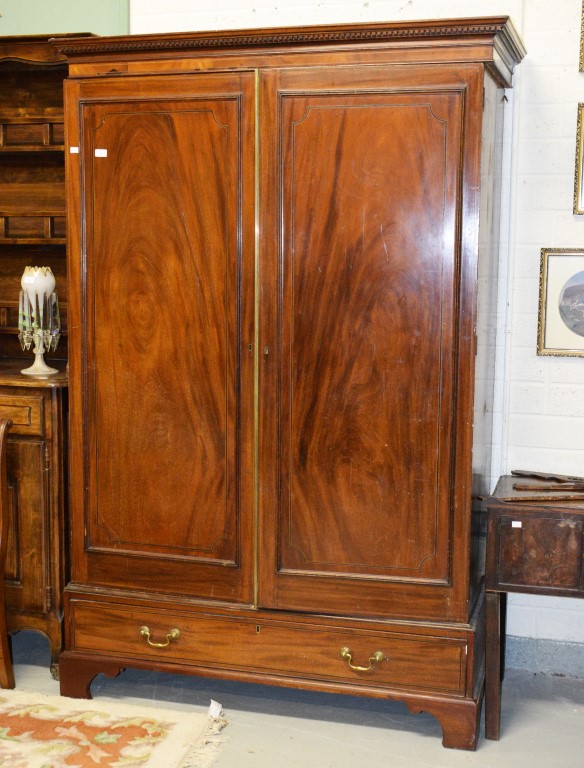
[538,248,584,356]
[581,1,584,71]
[574,104,584,214]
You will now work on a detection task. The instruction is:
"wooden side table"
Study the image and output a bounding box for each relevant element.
[485,475,584,740]
[0,359,68,678]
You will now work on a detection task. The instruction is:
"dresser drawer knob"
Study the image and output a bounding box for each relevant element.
[340,646,385,672]
[139,625,180,648]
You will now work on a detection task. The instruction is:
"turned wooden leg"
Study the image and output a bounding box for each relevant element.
[59,652,125,699]
[0,419,14,689]
[485,590,502,740]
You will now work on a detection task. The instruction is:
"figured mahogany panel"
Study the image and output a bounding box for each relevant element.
[258,65,478,620]
[74,74,255,601]
[278,92,459,574]
[87,103,236,559]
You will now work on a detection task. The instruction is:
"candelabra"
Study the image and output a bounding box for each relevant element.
[18,266,61,376]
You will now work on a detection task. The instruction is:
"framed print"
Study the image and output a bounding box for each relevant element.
[574,104,584,214]
[538,248,584,356]
[581,1,584,71]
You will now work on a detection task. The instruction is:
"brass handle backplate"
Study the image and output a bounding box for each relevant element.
[340,646,385,672]
[139,625,180,649]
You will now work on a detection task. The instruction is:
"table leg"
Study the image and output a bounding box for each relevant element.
[485,590,502,740]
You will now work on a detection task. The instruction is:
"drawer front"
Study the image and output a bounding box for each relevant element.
[69,602,467,695]
[497,516,583,591]
[0,395,44,436]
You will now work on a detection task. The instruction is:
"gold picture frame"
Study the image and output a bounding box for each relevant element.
[574,104,584,214]
[538,248,584,356]
[581,1,584,71]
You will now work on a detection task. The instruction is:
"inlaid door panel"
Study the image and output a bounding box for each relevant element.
[69,73,255,602]
[259,65,480,619]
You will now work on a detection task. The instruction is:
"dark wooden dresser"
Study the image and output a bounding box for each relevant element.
[485,474,584,740]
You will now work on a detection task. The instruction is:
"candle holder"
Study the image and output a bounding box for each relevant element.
[18,266,61,377]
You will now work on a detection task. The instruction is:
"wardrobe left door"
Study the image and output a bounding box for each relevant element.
[65,73,256,605]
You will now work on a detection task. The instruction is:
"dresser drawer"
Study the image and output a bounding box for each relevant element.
[0,394,44,436]
[69,601,467,695]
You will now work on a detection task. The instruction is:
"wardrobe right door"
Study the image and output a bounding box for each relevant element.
[259,63,483,622]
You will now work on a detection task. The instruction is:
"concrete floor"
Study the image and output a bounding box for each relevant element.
[10,631,584,767]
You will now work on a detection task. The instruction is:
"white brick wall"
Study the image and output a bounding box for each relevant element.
[130,0,584,646]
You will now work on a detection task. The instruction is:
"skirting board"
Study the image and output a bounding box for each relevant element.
[506,636,584,677]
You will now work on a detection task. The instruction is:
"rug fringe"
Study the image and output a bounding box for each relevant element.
[180,715,229,768]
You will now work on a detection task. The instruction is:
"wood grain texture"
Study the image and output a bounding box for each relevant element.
[52,18,526,87]
[0,39,69,359]
[69,599,466,694]
[486,477,584,595]
[485,590,503,740]
[4,441,47,612]
[0,417,15,688]
[485,478,584,740]
[61,589,484,749]
[0,373,68,676]
[406,696,482,750]
[282,92,457,576]
[258,65,476,621]
[60,21,525,750]
[498,517,582,589]
[69,73,255,602]
[88,104,235,560]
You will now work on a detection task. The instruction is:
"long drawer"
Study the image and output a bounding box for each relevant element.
[68,600,467,696]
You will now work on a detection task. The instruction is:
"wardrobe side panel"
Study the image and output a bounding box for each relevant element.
[469,75,507,608]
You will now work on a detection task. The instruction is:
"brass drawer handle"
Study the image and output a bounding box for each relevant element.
[340,646,385,672]
[139,625,180,648]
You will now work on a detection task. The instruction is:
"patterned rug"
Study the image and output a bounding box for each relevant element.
[0,689,228,767]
